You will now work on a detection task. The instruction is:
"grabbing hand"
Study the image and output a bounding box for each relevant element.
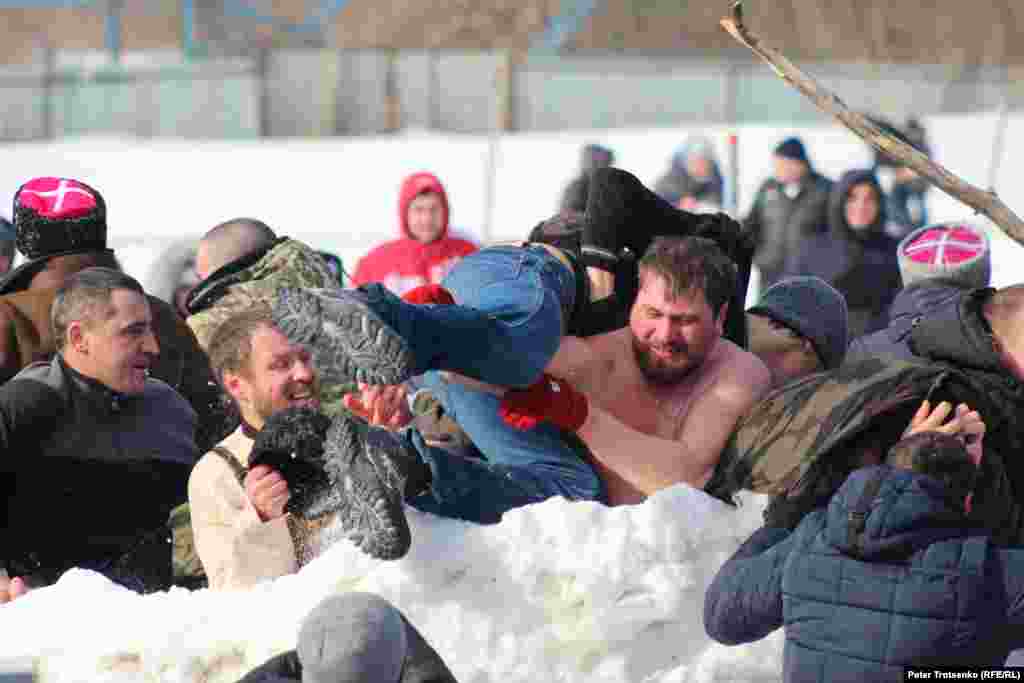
[245,465,291,522]
[904,399,985,465]
[343,383,412,430]
[0,575,30,605]
[499,374,589,432]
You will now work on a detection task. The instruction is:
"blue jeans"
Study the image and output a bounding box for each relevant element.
[381,245,576,388]
[404,372,606,524]
[361,245,605,523]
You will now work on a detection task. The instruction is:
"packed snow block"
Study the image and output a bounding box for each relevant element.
[0,486,782,683]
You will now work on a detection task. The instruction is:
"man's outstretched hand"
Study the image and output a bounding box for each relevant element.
[499,374,589,432]
[0,575,30,604]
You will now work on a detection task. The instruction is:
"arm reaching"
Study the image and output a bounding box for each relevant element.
[545,334,605,394]
[704,525,793,645]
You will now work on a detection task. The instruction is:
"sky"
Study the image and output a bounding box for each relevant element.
[1,110,1024,681]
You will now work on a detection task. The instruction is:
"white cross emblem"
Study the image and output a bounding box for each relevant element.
[904,228,982,265]
[20,179,94,214]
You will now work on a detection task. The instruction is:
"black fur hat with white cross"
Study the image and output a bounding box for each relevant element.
[0,177,112,294]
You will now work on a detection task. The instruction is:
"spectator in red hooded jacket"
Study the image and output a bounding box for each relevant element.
[352,172,478,296]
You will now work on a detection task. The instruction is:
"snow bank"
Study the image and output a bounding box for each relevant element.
[1,489,780,683]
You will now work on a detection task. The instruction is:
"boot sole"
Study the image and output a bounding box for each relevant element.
[329,416,412,561]
[274,288,416,387]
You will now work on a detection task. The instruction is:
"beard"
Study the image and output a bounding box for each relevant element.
[632,335,700,386]
[253,378,321,423]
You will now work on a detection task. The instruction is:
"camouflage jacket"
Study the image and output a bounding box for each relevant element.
[705,354,1024,545]
[185,237,351,415]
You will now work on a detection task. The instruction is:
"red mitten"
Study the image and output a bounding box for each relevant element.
[499,374,589,432]
[403,284,455,305]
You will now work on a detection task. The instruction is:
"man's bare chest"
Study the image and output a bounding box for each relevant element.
[594,380,690,440]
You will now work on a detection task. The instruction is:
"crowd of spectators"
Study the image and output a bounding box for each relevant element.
[4,121,1023,680]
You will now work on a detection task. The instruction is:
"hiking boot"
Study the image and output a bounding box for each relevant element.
[308,413,432,561]
[273,285,417,387]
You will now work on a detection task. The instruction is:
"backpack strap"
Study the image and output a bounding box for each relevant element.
[212,446,247,485]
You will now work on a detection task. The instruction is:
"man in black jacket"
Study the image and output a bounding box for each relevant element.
[744,137,832,288]
[0,267,198,602]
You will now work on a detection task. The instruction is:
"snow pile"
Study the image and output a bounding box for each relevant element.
[1,488,781,683]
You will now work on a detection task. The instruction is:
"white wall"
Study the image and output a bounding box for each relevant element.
[1,112,1021,295]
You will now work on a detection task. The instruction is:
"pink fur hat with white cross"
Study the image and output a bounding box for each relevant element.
[897,220,991,291]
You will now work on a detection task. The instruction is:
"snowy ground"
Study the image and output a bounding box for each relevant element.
[2,111,1024,681]
[2,489,778,683]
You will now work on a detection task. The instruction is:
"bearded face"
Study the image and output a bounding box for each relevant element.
[629,276,725,385]
[228,324,321,427]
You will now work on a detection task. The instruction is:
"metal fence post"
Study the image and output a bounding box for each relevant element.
[257,47,270,137]
[42,45,56,140]
[724,61,740,215]
[385,48,400,133]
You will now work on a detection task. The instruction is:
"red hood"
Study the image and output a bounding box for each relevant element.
[398,172,450,241]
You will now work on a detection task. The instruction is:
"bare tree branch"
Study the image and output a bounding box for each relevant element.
[720,0,1024,245]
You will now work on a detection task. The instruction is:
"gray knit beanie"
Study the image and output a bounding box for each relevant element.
[897,220,991,290]
[298,593,407,683]
[748,276,849,370]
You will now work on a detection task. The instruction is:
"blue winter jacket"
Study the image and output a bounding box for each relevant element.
[846,281,969,362]
[704,465,1024,682]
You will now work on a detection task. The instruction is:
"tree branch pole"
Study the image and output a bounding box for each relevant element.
[719,1,1024,246]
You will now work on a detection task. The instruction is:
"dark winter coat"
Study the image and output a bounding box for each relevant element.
[0,355,198,592]
[792,170,901,337]
[707,286,1024,544]
[846,281,969,362]
[743,170,832,288]
[704,465,1024,682]
[897,287,1024,544]
[0,286,226,453]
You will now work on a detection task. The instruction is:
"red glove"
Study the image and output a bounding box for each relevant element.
[499,374,588,432]
[403,284,455,305]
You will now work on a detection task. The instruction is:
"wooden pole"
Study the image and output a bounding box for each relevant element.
[720,1,1024,245]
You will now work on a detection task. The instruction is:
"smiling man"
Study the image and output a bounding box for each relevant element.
[188,306,322,590]
[0,267,199,603]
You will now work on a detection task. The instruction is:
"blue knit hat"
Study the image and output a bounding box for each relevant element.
[748,276,849,370]
[774,137,809,164]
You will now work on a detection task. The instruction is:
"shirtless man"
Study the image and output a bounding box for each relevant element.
[258,170,758,559]
[506,236,771,504]
[339,237,768,508]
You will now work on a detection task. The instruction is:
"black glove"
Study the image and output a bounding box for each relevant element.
[763,493,819,531]
[249,407,333,518]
